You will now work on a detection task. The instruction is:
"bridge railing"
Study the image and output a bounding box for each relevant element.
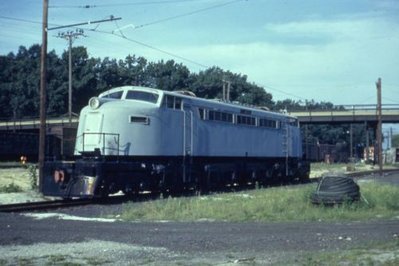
[287,104,399,112]
[287,104,399,123]
[0,116,79,130]
[288,104,399,115]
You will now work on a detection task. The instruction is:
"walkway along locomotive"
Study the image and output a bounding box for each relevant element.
[42,86,310,198]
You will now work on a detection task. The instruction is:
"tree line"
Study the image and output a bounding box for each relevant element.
[0,44,275,119]
[0,44,369,154]
[0,44,342,119]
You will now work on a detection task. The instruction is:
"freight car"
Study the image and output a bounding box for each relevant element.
[42,86,309,198]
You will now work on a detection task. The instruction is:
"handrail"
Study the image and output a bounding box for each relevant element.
[287,104,399,112]
[289,108,399,116]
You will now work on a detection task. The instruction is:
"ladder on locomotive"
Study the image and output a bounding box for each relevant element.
[282,122,290,176]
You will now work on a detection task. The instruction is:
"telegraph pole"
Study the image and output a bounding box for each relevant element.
[48,16,121,122]
[376,78,383,176]
[349,124,353,159]
[222,79,231,101]
[39,0,48,191]
[56,29,85,123]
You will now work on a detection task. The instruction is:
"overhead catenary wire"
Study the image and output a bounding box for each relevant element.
[0,14,381,105]
[0,0,245,68]
[120,0,245,31]
[0,15,46,26]
[0,16,302,101]
[49,0,211,8]
[259,83,307,101]
[86,27,209,68]
[0,14,208,68]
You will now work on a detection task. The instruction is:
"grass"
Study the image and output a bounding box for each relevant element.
[292,239,399,266]
[0,183,23,193]
[0,163,38,192]
[120,181,399,222]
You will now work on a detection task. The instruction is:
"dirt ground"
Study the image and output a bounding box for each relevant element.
[0,166,399,265]
[0,211,398,265]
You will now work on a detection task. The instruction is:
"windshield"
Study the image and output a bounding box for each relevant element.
[125,90,159,104]
[101,90,123,99]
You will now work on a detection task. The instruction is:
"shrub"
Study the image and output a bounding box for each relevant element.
[0,183,23,193]
[26,164,38,190]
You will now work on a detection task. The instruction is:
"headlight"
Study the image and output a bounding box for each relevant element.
[89,97,100,110]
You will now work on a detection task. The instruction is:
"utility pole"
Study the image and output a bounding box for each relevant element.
[48,16,121,123]
[365,122,370,161]
[389,127,393,150]
[56,29,85,123]
[39,0,48,191]
[222,79,231,101]
[349,123,353,159]
[376,77,383,176]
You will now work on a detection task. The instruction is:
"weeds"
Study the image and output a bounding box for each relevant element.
[292,239,399,265]
[120,182,399,223]
[0,183,23,193]
[26,164,38,190]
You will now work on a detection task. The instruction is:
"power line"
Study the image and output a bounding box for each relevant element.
[259,83,307,101]
[0,14,209,68]
[1,0,241,30]
[86,27,209,68]
[49,0,209,8]
[123,0,245,30]
[0,15,44,25]
[0,15,61,29]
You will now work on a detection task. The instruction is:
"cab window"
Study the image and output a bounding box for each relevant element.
[126,91,159,103]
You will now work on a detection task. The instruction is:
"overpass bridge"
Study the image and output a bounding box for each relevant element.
[1,104,398,131]
[288,104,399,125]
[0,116,79,131]
[0,116,79,160]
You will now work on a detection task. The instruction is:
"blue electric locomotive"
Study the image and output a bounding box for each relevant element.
[42,86,309,198]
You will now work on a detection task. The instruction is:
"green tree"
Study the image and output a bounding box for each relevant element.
[146,59,190,91]
[0,45,41,118]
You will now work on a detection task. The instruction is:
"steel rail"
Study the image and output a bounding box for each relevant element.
[345,168,399,178]
[0,195,141,213]
[0,198,94,213]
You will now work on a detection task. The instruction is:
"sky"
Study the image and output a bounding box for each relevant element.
[0,0,398,106]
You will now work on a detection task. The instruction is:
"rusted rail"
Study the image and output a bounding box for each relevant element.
[0,195,142,213]
[0,198,93,213]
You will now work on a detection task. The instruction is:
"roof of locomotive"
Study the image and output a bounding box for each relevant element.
[97,86,297,121]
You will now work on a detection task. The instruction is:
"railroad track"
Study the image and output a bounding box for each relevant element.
[0,194,144,213]
[345,168,399,178]
[0,198,94,213]
[1,169,398,213]
[309,168,399,183]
